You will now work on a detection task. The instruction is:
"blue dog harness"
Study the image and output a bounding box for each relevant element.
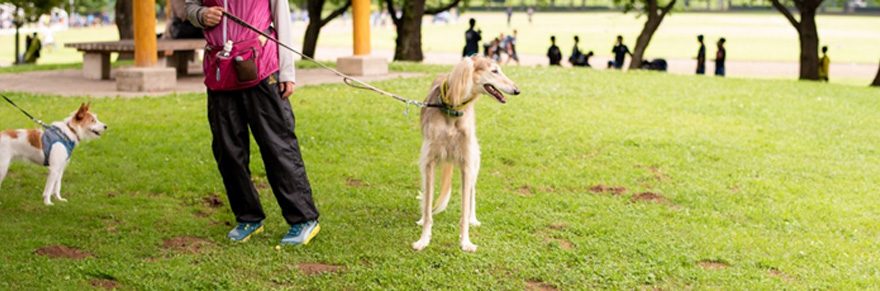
[41,125,76,166]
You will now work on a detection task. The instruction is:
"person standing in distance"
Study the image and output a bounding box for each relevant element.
[611,35,632,70]
[696,35,706,75]
[185,0,321,246]
[462,18,481,57]
[715,37,726,77]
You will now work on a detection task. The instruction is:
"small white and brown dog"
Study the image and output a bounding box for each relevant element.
[414,56,520,252]
[0,102,106,205]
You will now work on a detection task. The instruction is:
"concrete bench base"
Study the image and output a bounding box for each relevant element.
[337,55,388,76]
[116,67,177,92]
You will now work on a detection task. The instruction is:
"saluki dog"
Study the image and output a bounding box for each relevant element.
[413,56,520,252]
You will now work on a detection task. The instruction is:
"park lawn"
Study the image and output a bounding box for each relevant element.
[1,64,880,289]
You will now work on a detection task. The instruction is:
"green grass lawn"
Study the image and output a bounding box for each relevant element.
[2,64,880,289]
[3,12,879,66]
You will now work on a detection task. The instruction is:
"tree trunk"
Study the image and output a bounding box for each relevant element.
[302,0,326,58]
[394,0,426,61]
[116,0,134,60]
[797,9,820,80]
[629,16,660,69]
[872,60,880,87]
[14,24,20,65]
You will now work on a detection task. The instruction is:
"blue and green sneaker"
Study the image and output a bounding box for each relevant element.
[228,222,264,242]
[280,220,320,246]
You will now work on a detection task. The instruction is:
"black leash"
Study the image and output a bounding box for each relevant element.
[2,94,50,129]
[1,94,77,146]
[221,11,445,116]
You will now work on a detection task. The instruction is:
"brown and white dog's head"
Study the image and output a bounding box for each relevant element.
[65,102,107,140]
[447,56,521,106]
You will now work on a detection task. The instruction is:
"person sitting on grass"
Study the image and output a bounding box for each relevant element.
[23,33,42,64]
[547,36,562,66]
[504,30,519,66]
[819,46,830,82]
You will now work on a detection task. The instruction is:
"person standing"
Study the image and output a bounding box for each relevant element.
[185,0,321,246]
[23,33,41,64]
[505,6,513,27]
[569,35,583,66]
[527,7,534,24]
[696,35,706,75]
[715,37,726,77]
[504,30,519,65]
[462,18,481,57]
[547,35,562,66]
[611,35,632,70]
[819,46,830,82]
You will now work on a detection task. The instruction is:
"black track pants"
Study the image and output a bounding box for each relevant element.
[207,75,319,225]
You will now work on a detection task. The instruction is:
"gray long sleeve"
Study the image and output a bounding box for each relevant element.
[184,0,296,83]
[270,0,296,83]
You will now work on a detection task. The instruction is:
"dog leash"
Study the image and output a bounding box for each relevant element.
[221,11,445,116]
[1,94,77,145]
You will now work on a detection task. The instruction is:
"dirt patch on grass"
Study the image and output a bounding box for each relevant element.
[295,263,346,275]
[525,280,557,291]
[346,177,366,187]
[696,260,730,270]
[548,222,567,230]
[90,279,119,290]
[588,184,627,195]
[106,192,117,198]
[35,245,92,260]
[768,269,793,281]
[543,237,574,250]
[251,176,270,190]
[516,185,534,195]
[631,192,668,203]
[203,193,223,208]
[537,186,557,193]
[161,237,214,254]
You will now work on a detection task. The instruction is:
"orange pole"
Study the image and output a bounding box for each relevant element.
[133,0,157,67]
[352,0,370,55]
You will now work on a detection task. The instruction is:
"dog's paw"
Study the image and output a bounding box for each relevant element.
[44,200,54,206]
[469,219,481,227]
[412,239,430,251]
[460,241,478,252]
[57,197,68,202]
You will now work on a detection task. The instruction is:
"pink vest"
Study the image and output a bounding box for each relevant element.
[202,0,279,91]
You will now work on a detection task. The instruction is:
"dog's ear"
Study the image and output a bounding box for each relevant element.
[75,102,89,120]
[448,57,475,105]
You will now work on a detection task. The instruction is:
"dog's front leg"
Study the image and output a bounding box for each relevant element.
[413,160,436,251]
[42,167,62,206]
[459,164,478,252]
[53,168,67,202]
[469,154,481,227]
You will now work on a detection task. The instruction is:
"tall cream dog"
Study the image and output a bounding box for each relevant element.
[413,56,520,252]
[0,102,106,205]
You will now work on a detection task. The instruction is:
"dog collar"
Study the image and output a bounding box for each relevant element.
[438,80,475,117]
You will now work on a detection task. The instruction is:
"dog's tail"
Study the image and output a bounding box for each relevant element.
[432,163,454,214]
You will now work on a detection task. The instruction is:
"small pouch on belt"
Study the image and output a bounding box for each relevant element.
[234,47,258,83]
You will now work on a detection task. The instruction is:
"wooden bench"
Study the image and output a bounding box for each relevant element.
[65,39,206,80]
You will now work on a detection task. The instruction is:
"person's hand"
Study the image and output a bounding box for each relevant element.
[279,81,295,99]
[202,6,224,27]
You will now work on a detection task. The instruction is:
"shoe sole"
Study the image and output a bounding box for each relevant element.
[233,225,264,243]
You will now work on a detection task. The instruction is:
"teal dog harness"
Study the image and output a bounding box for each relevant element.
[42,126,76,166]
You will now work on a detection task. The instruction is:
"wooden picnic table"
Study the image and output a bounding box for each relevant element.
[65,39,206,80]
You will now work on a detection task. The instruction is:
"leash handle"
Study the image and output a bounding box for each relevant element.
[220,11,430,111]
